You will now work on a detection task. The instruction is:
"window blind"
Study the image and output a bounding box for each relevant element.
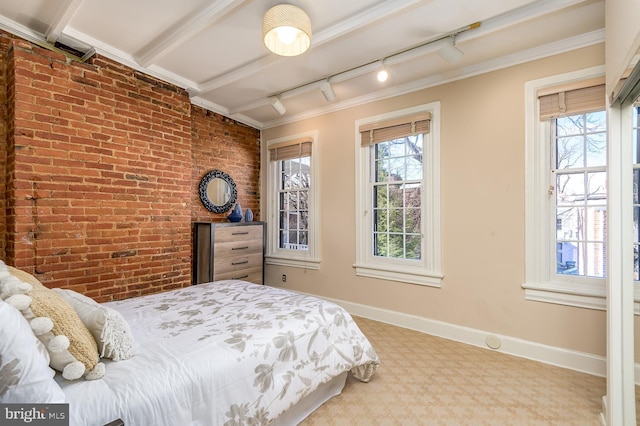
[359,113,431,146]
[538,78,605,120]
[268,137,312,162]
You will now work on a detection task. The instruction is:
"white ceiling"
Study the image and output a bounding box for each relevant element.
[0,0,604,129]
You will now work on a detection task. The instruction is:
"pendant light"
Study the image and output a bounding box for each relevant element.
[263,4,312,57]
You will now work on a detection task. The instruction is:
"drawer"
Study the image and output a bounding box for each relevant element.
[214,238,263,259]
[214,252,263,273]
[214,267,263,284]
[214,225,263,243]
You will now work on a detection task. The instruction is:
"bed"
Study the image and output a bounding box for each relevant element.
[0,272,379,426]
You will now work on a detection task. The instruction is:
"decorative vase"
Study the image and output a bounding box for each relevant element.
[227,203,243,222]
[244,208,253,222]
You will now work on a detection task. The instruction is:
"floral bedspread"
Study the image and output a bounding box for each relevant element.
[58,280,379,426]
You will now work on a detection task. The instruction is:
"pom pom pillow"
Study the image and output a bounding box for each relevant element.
[26,286,105,380]
[4,266,47,290]
[0,299,66,403]
[53,288,135,361]
[0,261,104,381]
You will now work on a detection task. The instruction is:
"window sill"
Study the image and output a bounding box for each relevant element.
[266,255,320,270]
[353,263,442,287]
[522,280,640,314]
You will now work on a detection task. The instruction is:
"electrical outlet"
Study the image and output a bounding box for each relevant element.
[282,274,287,282]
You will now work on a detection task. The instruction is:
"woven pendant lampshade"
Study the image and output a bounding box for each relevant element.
[263,4,311,56]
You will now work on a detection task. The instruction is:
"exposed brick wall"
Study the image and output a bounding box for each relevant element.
[191,107,261,223]
[1,34,261,301]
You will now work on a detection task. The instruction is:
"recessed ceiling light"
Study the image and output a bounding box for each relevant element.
[377,69,389,82]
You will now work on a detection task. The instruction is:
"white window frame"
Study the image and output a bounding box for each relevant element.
[627,100,640,314]
[523,66,612,310]
[354,102,442,286]
[265,130,320,270]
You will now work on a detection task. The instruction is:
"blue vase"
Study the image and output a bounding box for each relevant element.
[227,203,243,222]
[244,208,253,222]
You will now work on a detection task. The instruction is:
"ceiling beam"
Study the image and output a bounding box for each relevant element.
[454,0,591,44]
[45,0,84,43]
[135,0,248,68]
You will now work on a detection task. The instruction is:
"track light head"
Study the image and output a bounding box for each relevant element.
[269,96,286,115]
[438,36,464,64]
[320,81,336,102]
[377,69,388,82]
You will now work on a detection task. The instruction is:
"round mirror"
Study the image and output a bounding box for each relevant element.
[198,169,237,213]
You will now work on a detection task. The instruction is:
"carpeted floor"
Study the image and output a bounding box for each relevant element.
[301,316,619,425]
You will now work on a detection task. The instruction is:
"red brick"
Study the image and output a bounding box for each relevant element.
[1,32,259,301]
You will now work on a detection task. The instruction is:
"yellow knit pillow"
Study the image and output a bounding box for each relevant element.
[0,263,104,380]
[29,287,100,372]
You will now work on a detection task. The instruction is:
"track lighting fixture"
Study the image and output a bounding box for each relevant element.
[320,81,336,102]
[437,35,464,64]
[254,22,481,117]
[269,96,286,115]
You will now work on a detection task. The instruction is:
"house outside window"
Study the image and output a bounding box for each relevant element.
[354,102,442,286]
[553,110,607,278]
[523,67,612,310]
[265,132,319,269]
[278,154,309,251]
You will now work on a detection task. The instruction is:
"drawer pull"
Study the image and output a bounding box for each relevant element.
[232,246,249,250]
[233,274,249,280]
[232,260,249,265]
[232,232,249,235]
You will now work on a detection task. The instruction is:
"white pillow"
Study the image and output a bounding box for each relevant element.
[0,299,66,403]
[52,289,135,361]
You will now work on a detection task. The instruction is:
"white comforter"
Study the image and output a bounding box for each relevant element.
[57,281,379,426]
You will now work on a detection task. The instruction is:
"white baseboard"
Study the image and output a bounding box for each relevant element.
[303,292,609,378]
[276,286,640,385]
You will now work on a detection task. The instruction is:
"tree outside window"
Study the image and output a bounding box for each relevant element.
[553,111,607,278]
[372,135,423,260]
[355,103,441,287]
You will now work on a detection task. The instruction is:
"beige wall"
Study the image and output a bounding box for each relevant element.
[262,44,607,357]
[605,0,640,96]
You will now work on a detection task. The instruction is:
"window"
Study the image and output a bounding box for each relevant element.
[553,111,607,278]
[371,136,423,261]
[266,132,319,269]
[354,103,442,286]
[523,67,609,309]
[276,144,310,252]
